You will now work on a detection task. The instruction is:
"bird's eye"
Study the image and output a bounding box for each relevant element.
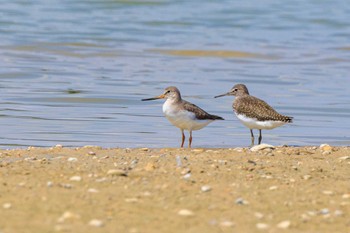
[234,88,238,91]
[165,90,170,94]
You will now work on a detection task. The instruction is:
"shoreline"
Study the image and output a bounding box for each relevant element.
[0,145,349,232]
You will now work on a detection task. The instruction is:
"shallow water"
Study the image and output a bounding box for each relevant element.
[0,0,349,148]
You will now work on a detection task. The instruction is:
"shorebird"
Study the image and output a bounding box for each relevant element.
[215,84,292,147]
[142,86,224,148]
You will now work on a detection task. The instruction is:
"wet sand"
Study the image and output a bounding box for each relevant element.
[0,145,349,233]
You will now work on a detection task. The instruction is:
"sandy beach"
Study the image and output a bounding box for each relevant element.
[0,145,349,233]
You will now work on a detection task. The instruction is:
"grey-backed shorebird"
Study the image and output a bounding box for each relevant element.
[215,84,292,146]
[142,86,224,148]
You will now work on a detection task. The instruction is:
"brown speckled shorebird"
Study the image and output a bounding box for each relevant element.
[142,86,224,148]
[215,84,292,146]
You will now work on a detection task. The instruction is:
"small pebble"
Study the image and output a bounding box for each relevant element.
[303,175,312,180]
[269,186,278,190]
[183,173,191,180]
[256,223,269,230]
[338,156,350,161]
[176,155,182,167]
[87,151,96,155]
[322,190,334,195]
[250,144,274,152]
[319,208,330,215]
[88,219,104,227]
[235,197,249,205]
[320,144,332,152]
[67,157,78,162]
[3,203,12,209]
[277,220,291,229]
[60,183,73,189]
[88,188,99,193]
[201,185,212,192]
[334,210,343,216]
[47,181,53,187]
[107,169,127,176]
[178,209,194,216]
[140,147,149,151]
[342,193,350,199]
[181,168,191,175]
[57,211,80,223]
[220,221,235,227]
[69,176,82,182]
[192,149,204,153]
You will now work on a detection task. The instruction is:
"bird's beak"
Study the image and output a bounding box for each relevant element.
[141,94,166,101]
[214,92,230,98]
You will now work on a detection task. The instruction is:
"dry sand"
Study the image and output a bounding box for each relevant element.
[0,145,349,233]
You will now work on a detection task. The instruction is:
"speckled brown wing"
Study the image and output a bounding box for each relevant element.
[233,96,292,122]
[183,100,224,120]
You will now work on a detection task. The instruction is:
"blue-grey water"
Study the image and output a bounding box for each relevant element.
[0,0,349,148]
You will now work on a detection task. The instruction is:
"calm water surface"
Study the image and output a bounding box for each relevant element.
[0,0,349,148]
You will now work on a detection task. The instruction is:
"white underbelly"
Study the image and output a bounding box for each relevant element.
[163,105,212,131]
[236,113,287,130]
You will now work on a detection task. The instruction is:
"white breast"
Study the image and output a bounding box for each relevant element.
[162,100,213,131]
[236,113,287,130]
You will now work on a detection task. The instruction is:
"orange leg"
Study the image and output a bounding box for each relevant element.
[180,129,185,148]
[188,131,193,148]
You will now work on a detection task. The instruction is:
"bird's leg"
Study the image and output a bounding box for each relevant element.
[258,129,262,145]
[188,131,193,148]
[180,129,185,148]
[250,129,254,147]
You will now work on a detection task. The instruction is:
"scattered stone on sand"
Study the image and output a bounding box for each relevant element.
[87,151,96,156]
[319,144,332,152]
[175,155,182,167]
[88,219,104,227]
[250,144,275,152]
[235,197,249,205]
[57,211,81,223]
[87,188,99,193]
[60,183,73,189]
[3,203,12,209]
[319,208,330,215]
[322,190,334,195]
[55,144,63,148]
[140,147,149,152]
[1,146,349,232]
[220,220,235,227]
[183,173,191,180]
[269,186,278,190]
[177,209,194,217]
[69,176,82,182]
[107,169,127,176]
[67,157,78,162]
[338,156,350,161]
[334,210,343,216]
[277,220,291,229]
[256,223,269,230]
[201,185,212,192]
[192,149,204,153]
